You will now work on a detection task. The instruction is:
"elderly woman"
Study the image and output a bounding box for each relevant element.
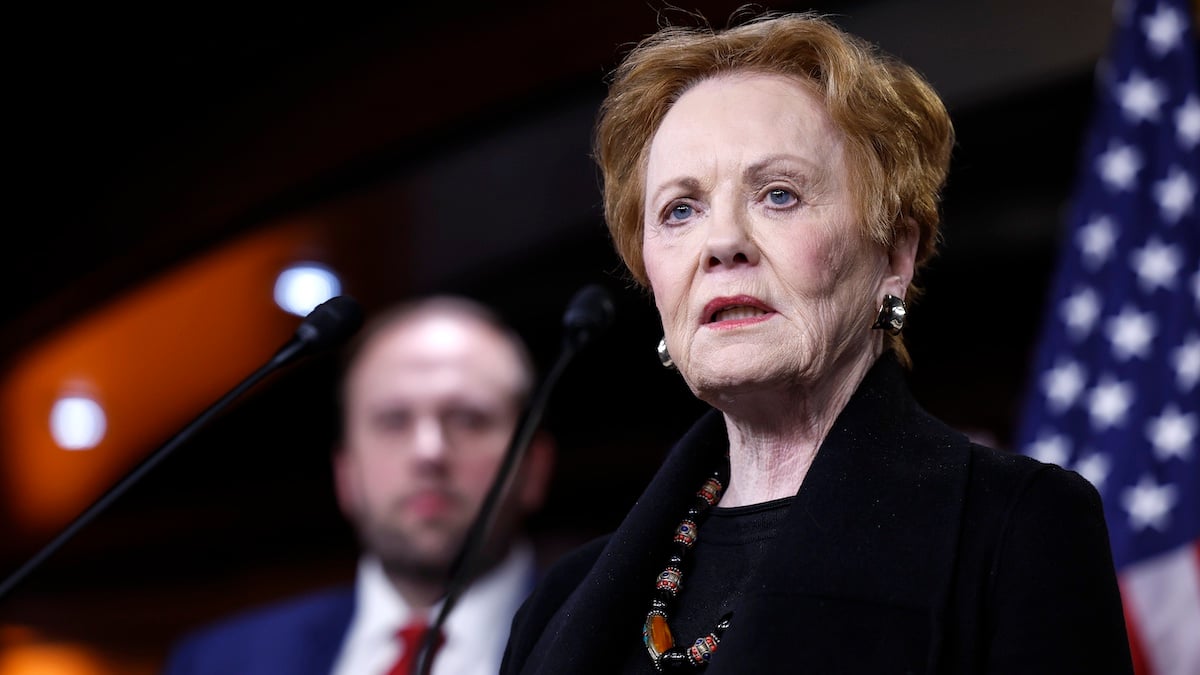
[502,11,1132,674]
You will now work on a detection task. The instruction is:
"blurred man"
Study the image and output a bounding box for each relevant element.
[163,295,555,675]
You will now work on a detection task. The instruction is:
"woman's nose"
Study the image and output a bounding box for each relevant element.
[702,206,760,271]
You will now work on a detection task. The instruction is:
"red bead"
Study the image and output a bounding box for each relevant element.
[673,520,698,547]
[656,566,682,594]
[688,633,719,664]
[697,478,722,505]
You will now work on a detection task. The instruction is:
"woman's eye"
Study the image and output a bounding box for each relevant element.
[667,203,694,221]
[767,188,797,206]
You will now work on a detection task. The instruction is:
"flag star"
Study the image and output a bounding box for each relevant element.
[1177,95,1200,149]
[1042,359,1087,412]
[1074,452,1112,491]
[1147,404,1196,461]
[1130,237,1182,291]
[1088,377,1135,429]
[1173,334,1200,390]
[1153,165,1196,223]
[1027,431,1072,466]
[1141,3,1186,55]
[1061,287,1102,338]
[1096,141,1143,191]
[1121,474,1178,532]
[1105,306,1157,360]
[1115,70,1167,122]
[1077,215,1118,268]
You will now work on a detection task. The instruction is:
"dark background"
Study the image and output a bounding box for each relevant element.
[1,1,1113,672]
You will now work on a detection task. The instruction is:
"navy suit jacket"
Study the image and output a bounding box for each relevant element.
[162,586,355,675]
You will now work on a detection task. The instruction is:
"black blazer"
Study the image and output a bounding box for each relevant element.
[502,356,1133,674]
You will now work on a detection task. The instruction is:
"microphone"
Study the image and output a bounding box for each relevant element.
[412,284,616,675]
[562,283,616,351]
[0,295,364,601]
[271,294,365,368]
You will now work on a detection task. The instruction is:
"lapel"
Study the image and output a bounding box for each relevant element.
[520,355,970,675]
[709,356,970,673]
[519,412,728,675]
[297,590,356,675]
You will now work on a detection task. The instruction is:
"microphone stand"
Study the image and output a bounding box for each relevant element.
[411,285,613,675]
[0,296,363,602]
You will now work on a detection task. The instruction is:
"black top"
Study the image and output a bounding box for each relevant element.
[619,498,794,674]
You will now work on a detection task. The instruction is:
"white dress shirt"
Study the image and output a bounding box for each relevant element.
[331,541,537,675]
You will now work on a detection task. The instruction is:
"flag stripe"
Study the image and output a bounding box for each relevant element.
[1124,601,1151,675]
[1120,542,1200,675]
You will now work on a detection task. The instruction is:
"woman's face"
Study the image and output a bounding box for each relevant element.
[642,72,907,404]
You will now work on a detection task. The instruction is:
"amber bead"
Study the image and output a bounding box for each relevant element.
[645,612,675,656]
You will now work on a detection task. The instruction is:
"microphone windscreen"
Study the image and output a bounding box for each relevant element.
[563,284,615,346]
[294,295,365,353]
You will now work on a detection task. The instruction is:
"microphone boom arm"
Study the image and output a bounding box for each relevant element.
[0,296,363,602]
[412,285,614,675]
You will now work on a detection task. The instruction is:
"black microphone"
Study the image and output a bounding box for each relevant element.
[271,294,365,367]
[562,283,616,351]
[412,284,616,675]
[0,295,364,601]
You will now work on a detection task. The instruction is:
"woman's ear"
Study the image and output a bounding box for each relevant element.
[885,217,919,297]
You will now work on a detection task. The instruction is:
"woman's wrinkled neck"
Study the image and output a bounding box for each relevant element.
[716,345,880,507]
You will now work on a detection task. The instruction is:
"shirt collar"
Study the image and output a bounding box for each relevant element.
[347,541,537,675]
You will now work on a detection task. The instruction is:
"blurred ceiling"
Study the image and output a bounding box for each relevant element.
[2,0,1119,671]
[6,0,1111,353]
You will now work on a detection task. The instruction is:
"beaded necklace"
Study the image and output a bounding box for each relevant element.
[642,462,733,671]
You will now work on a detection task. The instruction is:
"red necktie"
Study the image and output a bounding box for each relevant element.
[387,619,445,675]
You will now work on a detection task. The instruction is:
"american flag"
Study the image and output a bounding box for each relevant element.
[1013,0,1199,673]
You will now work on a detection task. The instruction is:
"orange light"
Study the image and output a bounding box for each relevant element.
[0,641,108,675]
[0,625,153,675]
[1,221,328,536]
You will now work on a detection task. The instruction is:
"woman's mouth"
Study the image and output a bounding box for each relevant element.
[709,306,769,323]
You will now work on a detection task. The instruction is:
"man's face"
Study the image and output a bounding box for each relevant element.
[334,312,527,580]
